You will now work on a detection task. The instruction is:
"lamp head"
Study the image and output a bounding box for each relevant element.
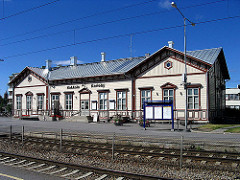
[171,2,177,8]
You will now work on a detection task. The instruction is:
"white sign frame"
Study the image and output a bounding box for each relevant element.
[145,106,153,119]
[91,101,97,110]
[154,106,162,119]
[163,106,172,119]
[109,100,115,110]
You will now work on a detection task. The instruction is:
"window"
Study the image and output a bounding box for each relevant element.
[225,94,229,100]
[26,96,32,109]
[99,92,108,110]
[164,60,173,70]
[226,94,239,101]
[163,89,174,101]
[141,90,151,108]
[65,94,73,110]
[81,100,89,110]
[187,88,199,109]
[16,96,22,110]
[160,83,177,108]
[51,95,59,110]
[37,95,44,110]
[117,91,127,110]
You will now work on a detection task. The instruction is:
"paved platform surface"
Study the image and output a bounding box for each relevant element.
[211,125,240,133]
[0,117,239,142]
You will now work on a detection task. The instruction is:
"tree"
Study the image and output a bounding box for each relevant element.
[0,95,3,112]
[0,91,10,114]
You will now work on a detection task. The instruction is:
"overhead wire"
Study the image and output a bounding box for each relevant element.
[0,0,159,41]
[0,0,60,21]
[2,0,4,17]
[2,14,240,59]
[0,0,228,47]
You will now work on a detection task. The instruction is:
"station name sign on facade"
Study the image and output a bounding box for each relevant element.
[67,83,105,89]
[67,85,80,89]
[91,83,105,88]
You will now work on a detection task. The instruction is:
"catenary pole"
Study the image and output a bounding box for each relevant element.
[171,2,195,131]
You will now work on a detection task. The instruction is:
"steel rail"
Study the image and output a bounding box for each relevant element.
[5,135,240,165]
[0,151,176,180]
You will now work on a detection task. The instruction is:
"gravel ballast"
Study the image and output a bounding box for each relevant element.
[0,141,239,180]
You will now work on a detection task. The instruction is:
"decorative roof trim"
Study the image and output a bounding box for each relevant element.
[164,60,173,70]
[160,82,177,89]
[114,88,129,91]
[50,92,61,95]
[25,91,33,96]
[97,89,110,93]
[187,83,202,88]
[64,91,74,94]
[79,88,92,94]
[138,87,154,90]
[49,73,123,82]
[9,67,47,85]
[166,47,212,66]
[127,46,212,76]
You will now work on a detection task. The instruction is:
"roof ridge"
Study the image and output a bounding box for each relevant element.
[29,66,43,69]
[55,55,145,68]
[187,47,222,52]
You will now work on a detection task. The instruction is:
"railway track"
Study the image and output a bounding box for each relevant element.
[0,151,172,180]
[1,133,239,171]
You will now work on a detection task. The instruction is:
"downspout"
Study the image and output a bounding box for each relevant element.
[207,65,214,123]
[132,77,136,120]
[206,71,209,123]
[12,85,15,116]
[46,71,51,115]
[124,72,136,120]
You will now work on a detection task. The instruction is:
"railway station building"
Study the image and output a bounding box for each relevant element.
[9,42,230,123]
[225,86,240,110]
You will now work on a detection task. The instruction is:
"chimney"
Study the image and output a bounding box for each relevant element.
[168,41,174,48]
[145,53,150,58]
[45,60,52,70]
[101,52,105,62]
[70,56,77,66]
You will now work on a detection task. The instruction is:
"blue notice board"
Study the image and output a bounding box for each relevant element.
[143,100,174,130]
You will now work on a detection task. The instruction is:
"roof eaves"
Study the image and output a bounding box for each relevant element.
[48,72,124,82]
[187,47,223,65]
[167,47,213,66]
[28,67,48,81]
[8,66,30,85]
[126,46,213,76]
[126,46,167,74]
[219,49,230,80]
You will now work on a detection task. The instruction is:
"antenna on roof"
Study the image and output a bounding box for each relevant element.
[129,34,133,58]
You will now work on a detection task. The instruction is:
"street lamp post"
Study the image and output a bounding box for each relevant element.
[171,2,195,131]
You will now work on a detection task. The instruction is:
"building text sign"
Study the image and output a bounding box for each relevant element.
[67,85,80,89]
[91,83,105,88]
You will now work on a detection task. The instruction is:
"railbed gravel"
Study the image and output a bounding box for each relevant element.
[0,140,239,180]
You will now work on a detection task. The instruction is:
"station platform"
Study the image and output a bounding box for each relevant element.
[0,117,239,138]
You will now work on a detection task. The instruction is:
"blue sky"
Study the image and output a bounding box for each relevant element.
[0,0,240,96]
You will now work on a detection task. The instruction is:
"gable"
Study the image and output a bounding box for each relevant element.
[16,73,46,88]
[140,57,206,78]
